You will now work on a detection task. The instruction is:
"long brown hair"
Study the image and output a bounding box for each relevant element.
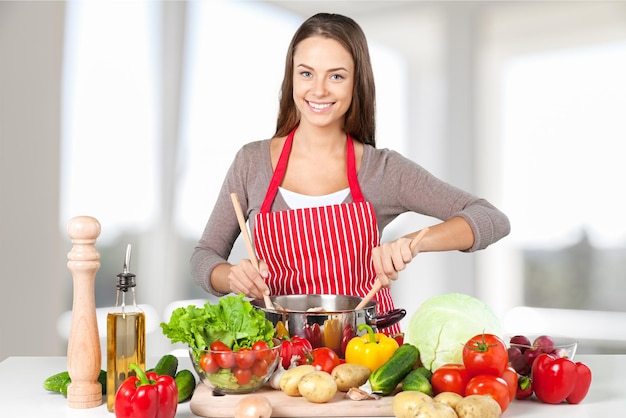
[274,13,376,147]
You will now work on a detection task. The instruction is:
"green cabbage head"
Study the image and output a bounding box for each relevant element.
[405,293,501,371]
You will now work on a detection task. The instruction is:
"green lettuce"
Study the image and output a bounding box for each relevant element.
[160,294,275,351]
[404,293,501,371]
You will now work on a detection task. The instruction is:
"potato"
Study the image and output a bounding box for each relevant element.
[412,401,457,418]
[392,391,434,418]
[279,365,315,397]
[455,394,501,418]
[298,370,338,403]
[331,363,371,392]
[433,391,464,409]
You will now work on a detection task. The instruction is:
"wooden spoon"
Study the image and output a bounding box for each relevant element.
[354,227,430,311]
[230,193,274,310]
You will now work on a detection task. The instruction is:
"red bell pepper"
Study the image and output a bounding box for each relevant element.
[339,323,355,358]
[303,323,323,349]
[566,362,593,404]
[279,335,312,369]
[532,353,592,404]
[114,363,178,418]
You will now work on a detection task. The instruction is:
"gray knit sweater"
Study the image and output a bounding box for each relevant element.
[191,139,511,295]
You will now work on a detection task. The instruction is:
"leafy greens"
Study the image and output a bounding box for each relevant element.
[160,294,275,351]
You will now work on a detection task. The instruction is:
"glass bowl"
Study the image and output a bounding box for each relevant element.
[506,335,578,376]
[189,340,281,394]
[507,335,578,359]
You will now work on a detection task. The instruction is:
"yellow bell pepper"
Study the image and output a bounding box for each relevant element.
[323,318,341,352]
[275,320,289,339]
[345,323,399,372]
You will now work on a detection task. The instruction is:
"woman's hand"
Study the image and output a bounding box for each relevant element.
[226,259,270,299]
[371,237,417,287]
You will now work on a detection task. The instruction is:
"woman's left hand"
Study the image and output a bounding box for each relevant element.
[371,237,416,286]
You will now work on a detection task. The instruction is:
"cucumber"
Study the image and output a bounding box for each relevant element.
[45,370,107,397]
[369,343,420,395]
[413,366,433,381]
[174,369,196,403]
[43,371,70,393]
[153,354,179,378]
[402,368,433,396]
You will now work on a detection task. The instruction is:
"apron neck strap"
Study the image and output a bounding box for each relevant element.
[260,127,364,213]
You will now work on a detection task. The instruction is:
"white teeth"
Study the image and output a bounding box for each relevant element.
[309,101,331,110]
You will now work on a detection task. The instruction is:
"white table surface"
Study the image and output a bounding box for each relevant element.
[0,355,623,417]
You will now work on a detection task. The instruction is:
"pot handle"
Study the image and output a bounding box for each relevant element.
[370,308,406,329]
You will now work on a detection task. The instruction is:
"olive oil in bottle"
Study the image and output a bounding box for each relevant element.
[106,244,145,412]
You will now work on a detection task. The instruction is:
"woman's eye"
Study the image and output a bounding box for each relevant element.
[330,74,344,81]
[300,71,312,78]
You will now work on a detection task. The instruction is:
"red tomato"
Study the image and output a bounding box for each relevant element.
[235,347,256,369]
[199,352,219,374]
[465,374,511,412]
[233,366,252,385]
[431,363,471,396]
[210,341,229,351]
[463,333,508,377]
[251,358,269,377]
[211,345,235,369]
[310,347,341,373]
[251,340,271,361]
[500,366,518,402]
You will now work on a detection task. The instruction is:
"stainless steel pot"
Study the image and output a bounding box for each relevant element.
[251,294,405,358]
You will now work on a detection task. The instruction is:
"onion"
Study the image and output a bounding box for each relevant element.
[234,394,272,418]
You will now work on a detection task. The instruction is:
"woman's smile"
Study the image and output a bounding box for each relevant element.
[306,100,334,112]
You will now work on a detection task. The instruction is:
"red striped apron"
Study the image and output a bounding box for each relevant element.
[254,128,400,335]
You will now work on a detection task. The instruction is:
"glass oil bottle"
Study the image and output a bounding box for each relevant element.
[106,244,146,412]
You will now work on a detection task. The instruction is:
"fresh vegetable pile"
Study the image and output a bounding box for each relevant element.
[43,354,196,416]
[404,293,502,371]
[431,333,513,412]
[161,294,278,393]
[507,334,592,404]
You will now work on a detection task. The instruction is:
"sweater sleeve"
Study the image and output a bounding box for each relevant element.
[360,148,510,252]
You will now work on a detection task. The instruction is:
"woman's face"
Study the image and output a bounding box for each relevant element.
[292,36,354,130]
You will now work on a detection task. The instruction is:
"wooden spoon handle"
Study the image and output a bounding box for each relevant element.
[410,227,430,252]
[230,193,273,309]
[355,227,430,311]
[355,280,383,311]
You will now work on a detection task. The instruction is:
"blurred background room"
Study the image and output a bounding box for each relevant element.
[1,0,626,362]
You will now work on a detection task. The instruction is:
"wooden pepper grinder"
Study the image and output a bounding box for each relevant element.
[66,215,103,408]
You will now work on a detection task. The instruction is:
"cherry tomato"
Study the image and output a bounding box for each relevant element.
[199,352,219,374]
[235,347,256,369]
[431,363,471,396]
[310,347,341,373]
[251,358,270,377]
[233,366,252,385]
[465,374,511,412]
[462,333,508,377]
[251,340,271,361]
[516,374,534,400]
[500,366,519,402]
[211,343,235,369]
[210,341,229,351]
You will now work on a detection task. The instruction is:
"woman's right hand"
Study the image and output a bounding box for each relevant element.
[227,259,270,300]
